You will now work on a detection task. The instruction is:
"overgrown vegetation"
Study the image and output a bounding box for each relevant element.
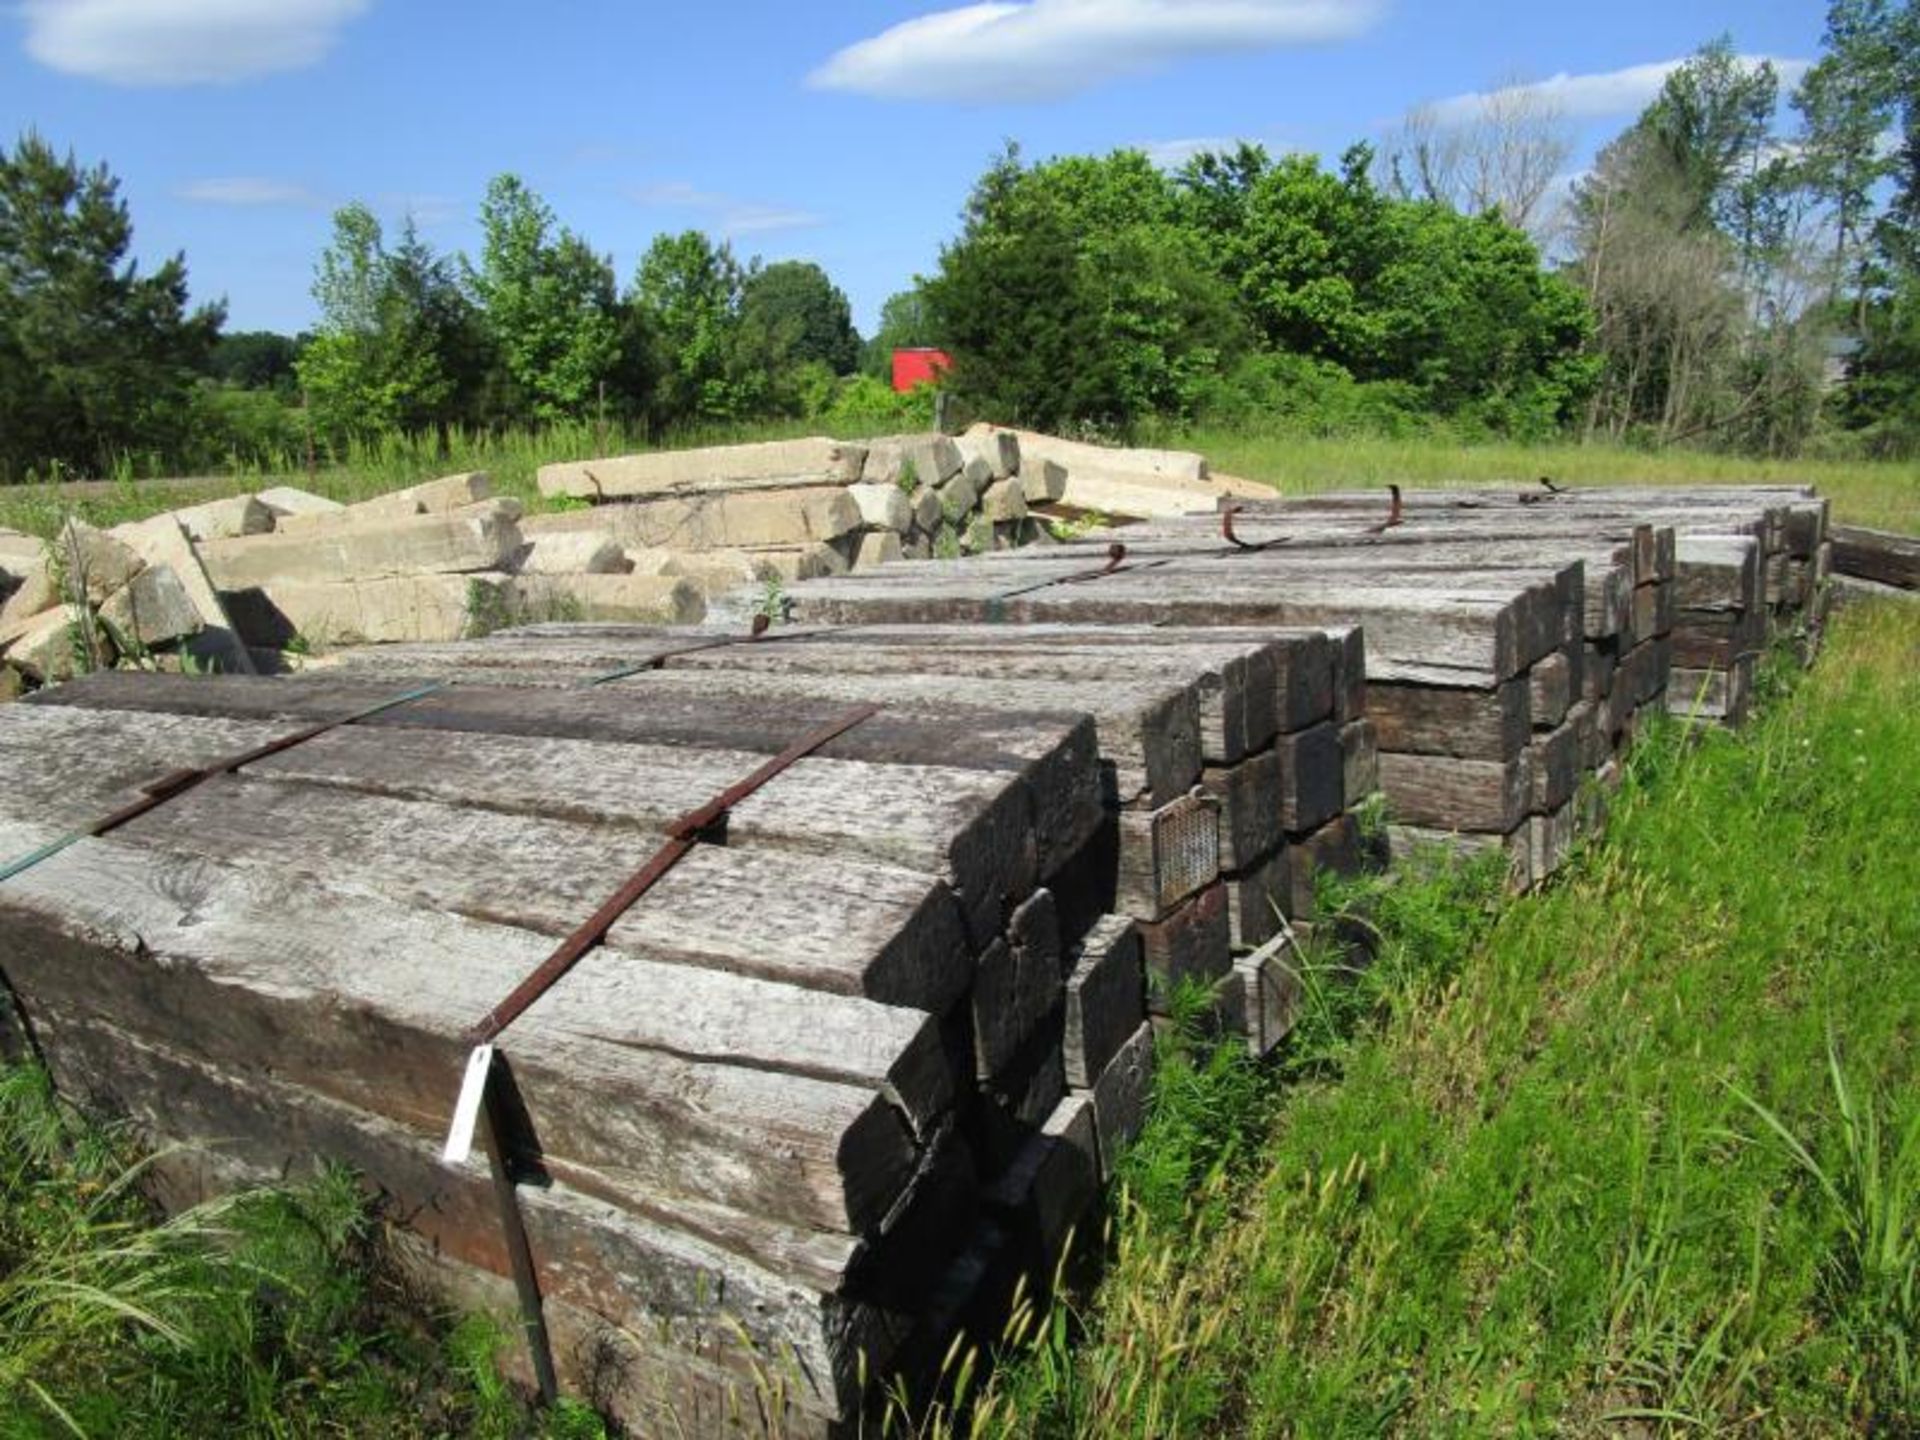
[0,1060,604,1438]
[903,599,1920,1436]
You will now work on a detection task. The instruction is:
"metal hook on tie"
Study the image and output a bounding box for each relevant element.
[1366,484,1404,535]
[1221,506,1287,553]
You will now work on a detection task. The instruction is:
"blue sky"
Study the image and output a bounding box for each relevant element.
[1,1,1826,337]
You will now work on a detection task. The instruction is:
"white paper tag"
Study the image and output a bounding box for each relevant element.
[442,1043,494,1167]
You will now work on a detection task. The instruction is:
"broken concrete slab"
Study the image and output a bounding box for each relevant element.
[538,441,865,502]
[524,488,860,551]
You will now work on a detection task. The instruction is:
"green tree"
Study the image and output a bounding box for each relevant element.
[922,148,1107,430]
[925,145,1245,429]
[631,230,770,425]
[206,330,303,393]
[296,204,478,448]
[1795,0,1903,323]
[468,175,623,422]
[740,260,860,374]
[0,132,222,480]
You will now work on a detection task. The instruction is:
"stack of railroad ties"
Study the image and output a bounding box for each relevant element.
[0,473,1831,1437]
[0,609,1373,1435]
[786,480,1832,886]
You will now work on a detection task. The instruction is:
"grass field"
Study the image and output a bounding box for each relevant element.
[0,423,1913,538]
[929,598,1920,1438]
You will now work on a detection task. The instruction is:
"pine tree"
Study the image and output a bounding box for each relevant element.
[0,132,222,480]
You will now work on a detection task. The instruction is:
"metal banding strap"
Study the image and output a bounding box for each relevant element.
[464,699,883,1045]
[0,681,448,884]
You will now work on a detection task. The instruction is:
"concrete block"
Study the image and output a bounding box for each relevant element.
[852,531,903,570]
[111,516,257,674]
[256,486,343,520]
[57,521,143,604]
[979,479,1028,523]
[523,489,860,551]
[115,496,273,547]
[937,471,979,522]
[538,440,864,501]
[740,543,848,583]
[909,487,943,534]
[510,574,706,625]
[517,532,630,575]
[201,507,523,589]
[0,558,53,630]
[98,565,203,650]
[225,573,511,647]
[0,606,89,682]
[886,434,961,488]
[361,471,494,517]
[961,455,994,490]
[1019,458,1068,505]
[275,474,495,533]
[847,483,912,533]
[957,427,1019,480]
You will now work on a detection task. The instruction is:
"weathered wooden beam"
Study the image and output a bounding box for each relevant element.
[1378,750,1533,833]
[1831,525,1920,591]
[0,821,926,1236]
[1367,676,1530,760]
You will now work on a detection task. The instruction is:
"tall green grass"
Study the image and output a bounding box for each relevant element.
[920,599,1920,1437]
[0,1062,604,1439]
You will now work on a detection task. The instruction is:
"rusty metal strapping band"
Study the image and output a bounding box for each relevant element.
[0,681,448,884]
[464,700,883,1045]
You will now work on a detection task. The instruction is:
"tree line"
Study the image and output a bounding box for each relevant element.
[1,0,1914,483]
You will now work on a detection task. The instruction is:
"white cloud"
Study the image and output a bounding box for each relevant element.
[1138,137,1246,169]
[633,181,822,236]
[1429,54,1812,126]
[810,0,1383,104]
[21,0,369,86]
[178,176,323,207]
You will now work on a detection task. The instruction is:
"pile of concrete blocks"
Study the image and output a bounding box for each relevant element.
[1,475,715,690]
[0,514,254,691]
[530,433,1065,603]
